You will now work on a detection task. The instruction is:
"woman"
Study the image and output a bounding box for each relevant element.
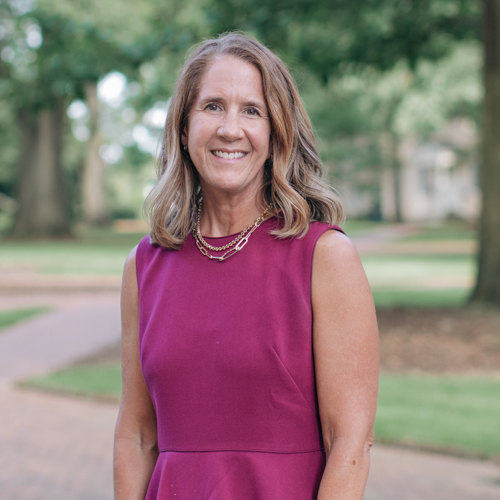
[114,33,379,499]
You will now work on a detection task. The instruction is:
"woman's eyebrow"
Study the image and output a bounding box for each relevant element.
[197,96,266,109]
[197,96,224,106]
[241,100,266,109]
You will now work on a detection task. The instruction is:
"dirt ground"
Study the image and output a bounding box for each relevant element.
[79,306,500,375]
[377,306,500,374]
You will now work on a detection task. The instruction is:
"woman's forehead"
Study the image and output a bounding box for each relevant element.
[196,55,265,101]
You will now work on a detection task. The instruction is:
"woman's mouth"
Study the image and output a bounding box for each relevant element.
[212,150,247,160]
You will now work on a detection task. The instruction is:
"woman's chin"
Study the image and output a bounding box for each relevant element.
[200,175,263,198]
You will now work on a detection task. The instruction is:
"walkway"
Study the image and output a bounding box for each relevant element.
[0,292,120,381]
[1,291,500,499]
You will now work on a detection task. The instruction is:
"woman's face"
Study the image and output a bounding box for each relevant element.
[183,55,271,200]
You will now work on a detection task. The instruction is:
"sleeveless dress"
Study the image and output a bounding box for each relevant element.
[135,218,340,499]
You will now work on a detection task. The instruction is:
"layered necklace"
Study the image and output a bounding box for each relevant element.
[193,201,271,262]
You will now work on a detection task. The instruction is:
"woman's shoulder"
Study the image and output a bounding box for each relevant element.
[133,234,160,272]
[300,220,346,251]
[313,225,361,272]
[308,220,345,235]
[135,234,164,257]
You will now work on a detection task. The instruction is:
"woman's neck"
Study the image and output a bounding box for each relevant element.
[199,193,267,237]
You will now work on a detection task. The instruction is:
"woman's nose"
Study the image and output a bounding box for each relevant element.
[217,111,243,140]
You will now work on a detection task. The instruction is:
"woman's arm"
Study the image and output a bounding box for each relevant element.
[312,231,379,500]
[114,247,159,499]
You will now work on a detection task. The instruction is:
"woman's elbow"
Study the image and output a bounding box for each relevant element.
[324,425,375,464]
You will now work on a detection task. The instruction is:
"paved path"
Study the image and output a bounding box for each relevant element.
[0,292,120,381]
[1,291,500,499]
[366,447,500,500]
[0,383,116,500]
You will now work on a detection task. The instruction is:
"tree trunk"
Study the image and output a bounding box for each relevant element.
[471,0,500,305]
[82,81,110,225]
[12,99,71,237]
[378,131,403,222]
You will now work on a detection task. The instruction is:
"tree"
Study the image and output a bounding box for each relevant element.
[471,0,500,305]
[12,101,71,237]
[81,81,109,225]
[0,3,115,235]
[0,0,206,235]
[0,4,74,236]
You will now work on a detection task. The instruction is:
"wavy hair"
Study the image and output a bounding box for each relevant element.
[145,32,344,248]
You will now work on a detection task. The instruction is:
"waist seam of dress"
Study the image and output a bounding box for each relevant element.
[158,448,325,455]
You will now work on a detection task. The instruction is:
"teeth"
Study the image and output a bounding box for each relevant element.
[213,150,245,160]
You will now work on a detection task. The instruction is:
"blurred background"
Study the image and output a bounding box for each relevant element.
[0,0,499,499]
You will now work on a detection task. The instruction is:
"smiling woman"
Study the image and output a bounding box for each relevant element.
[182,55,271,210]
[145,33,345,249]
[114,33,379,500]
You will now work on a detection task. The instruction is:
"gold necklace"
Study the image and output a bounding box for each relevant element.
[193,202,270,262]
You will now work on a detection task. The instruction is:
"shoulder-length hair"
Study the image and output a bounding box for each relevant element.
[145,32,344,248]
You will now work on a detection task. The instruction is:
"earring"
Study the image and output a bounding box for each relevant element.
[183,144,188,152]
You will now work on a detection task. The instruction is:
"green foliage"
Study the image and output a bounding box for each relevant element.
[0,0,206,109]
[0,0,208,225]
[0,0,485,227]
[1,7,145,110]
[0,307,49,330]
[376,374,500,458]
[391,42,482,136]
[207,0,481,81]
[296,40,481,211]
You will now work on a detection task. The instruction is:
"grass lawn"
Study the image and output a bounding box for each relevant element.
[359,222,476,308]
[342,219,388,234]
[364,253,474,308]
[0,307,49,330]
[20,363,121,402]
[393,221,476,242]
[0,227,146,275]
[363,254,474,281]
[372,288,470,308]
[376,373,500,459]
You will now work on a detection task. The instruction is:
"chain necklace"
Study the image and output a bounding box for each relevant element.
[193,201,270,262]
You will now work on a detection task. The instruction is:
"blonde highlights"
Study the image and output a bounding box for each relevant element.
[145,32,344,248]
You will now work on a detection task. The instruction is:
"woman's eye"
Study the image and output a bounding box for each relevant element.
[205,103,221,112]
[245,107,260,116]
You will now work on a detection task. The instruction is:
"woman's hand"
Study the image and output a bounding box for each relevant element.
[312,230,379,499]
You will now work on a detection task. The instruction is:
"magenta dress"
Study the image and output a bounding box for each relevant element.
[136,218,340,499]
